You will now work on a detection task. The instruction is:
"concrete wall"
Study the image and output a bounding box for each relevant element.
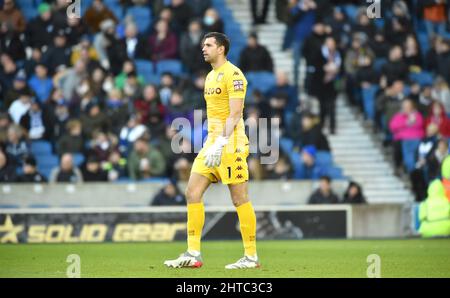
[351,203,412,238]
[0,180,350,207]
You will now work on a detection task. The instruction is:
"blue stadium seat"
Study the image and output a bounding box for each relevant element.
[21,7,38,21]
[0,204,20,209]
[373,58,387,74]
[123,204,146,207]
[135,59,155,83]
[280,137,294,154]
[402,139,421,173]
[156,59,183,76]
[341,5,358,23]
[326,166,345,179]
[36,155,59,179]
[409,71,435,87]
[36,155,59,167]
[31,140,52,155]
[125,6,152,33]
[245,71,276,94]
[72,153,85,167]
[315,151,333,167]
[362,85,378,121]
[374,18,385,30]
[61,204,82,208]
[29,204,51,208]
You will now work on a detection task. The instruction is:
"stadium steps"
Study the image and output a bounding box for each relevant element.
[225,0,296,83]
[326,96,414,203]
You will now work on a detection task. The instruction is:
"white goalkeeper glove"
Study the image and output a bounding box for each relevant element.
[204,136,229,168]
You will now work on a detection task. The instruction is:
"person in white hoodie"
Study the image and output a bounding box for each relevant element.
[8,88,33,124]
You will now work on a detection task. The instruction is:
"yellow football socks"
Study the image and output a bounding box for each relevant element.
[236,201,257,257]
[187,202,205,253]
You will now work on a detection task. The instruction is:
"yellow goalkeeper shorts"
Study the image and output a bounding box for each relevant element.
[191,142,249,185]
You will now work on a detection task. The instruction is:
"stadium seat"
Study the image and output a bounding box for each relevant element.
[0,204,20,209]
[245,71,276,94]
[315,151,333,167]
[325,166,345,180]
[36,155,59,179]
[61,204,82,208]
[72,153,85,167]
[156,59,184,76]
[402,139,421,173]
[31,140,52,155]
[135,59,156,83]
[280,138,294,154]
[341,5,358,23]
[36,155,59,167]
[125,6,152,33]
[373,58,387,74]
[409,71,435,87]
[28,204,51,208]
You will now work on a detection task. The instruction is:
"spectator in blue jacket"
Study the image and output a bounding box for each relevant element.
[28,64,53,104]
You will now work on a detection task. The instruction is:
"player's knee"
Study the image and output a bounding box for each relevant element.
[185,187,202,204]
[231,194,248,207]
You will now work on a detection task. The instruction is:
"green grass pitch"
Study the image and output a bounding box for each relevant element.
[1,239,449,277]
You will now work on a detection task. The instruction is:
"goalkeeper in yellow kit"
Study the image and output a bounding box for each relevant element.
[164,32,259,269]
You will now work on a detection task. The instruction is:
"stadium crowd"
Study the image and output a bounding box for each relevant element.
[0,0,450,204]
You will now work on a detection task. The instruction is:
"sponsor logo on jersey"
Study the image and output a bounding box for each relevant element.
[204,88,222,95]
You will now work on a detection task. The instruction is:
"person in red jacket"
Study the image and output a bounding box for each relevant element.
[425,100,450,137]
[148,19,178,62]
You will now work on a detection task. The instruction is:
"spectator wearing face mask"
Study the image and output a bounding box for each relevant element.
[202,8,224,33]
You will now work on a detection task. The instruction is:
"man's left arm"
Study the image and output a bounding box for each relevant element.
[222,99,244,138]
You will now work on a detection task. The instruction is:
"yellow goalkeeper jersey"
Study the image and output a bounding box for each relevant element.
[203,60,248,145]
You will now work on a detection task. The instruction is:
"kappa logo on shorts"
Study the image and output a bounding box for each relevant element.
[236,174,243,179]
[235,157,242,162]
[236,166,243,171]
[233,80,244,91]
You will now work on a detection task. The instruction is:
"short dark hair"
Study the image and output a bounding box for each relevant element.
[202,32,230,56]
[319,175,331,183]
